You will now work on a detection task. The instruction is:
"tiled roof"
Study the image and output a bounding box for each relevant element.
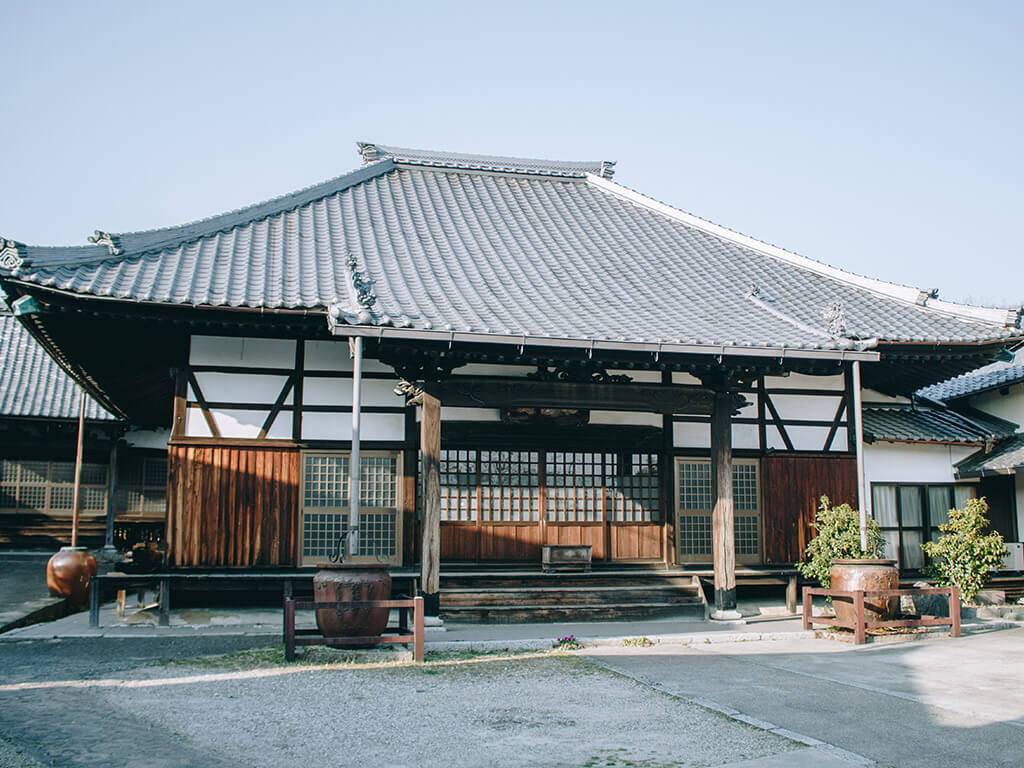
[862,404,1018,444]
[0,312,116,420]
[956,434,1024,477]
[918,364,1024,402]
[2,143,1020,356]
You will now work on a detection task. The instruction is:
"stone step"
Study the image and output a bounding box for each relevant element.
[440,601,706,624]
[441,585,701,607]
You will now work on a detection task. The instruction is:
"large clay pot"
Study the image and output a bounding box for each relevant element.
[46,546,98,609]
[830,558,899,626]
[313,565,391,647]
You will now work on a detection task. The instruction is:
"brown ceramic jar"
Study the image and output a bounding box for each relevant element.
[830,558,899,626]
[313,565,391,647]
[46,546,98,609]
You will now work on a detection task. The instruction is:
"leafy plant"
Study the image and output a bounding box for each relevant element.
[797,496,886,588]
[921,496,1006,603]
[621,636,653,647]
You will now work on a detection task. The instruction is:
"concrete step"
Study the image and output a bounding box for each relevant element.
[440,574,699,590]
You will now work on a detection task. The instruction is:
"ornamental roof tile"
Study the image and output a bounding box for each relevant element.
[1,143,1020,355]
[956,434,1024,477]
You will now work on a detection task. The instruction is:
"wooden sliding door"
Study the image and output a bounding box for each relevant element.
[438,448,663,563]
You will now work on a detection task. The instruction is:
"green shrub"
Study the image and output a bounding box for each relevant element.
[921,496,1006,603]
[797,496,886,588]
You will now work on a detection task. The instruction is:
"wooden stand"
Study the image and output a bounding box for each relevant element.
[802,585,960,645]
[284,595,424,662]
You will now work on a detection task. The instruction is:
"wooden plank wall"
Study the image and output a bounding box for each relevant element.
[166,445,300,567]
[761,454,857,564]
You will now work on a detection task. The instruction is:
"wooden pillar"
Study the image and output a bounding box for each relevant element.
[660,370,675,565]
[101,439,120,556]
[420,392,442,616]
[711,390,739,619]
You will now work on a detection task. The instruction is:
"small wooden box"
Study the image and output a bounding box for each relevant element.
[542,544,592,572]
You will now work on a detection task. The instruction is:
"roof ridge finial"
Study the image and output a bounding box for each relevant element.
[0,238,24,271]
[86,230,123,256]
[822,300,847,338]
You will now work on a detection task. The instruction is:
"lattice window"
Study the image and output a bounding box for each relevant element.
[116,455,168,517]
[546,452,605,522]
[677,458,761,562]
[607,453,661,522]
[479,451,540,522]
[440,450,478,522]
[0,459,108,514]
[300,451,402,565]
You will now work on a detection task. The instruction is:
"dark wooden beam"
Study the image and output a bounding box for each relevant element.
[420,393,441,616]
[762,390,794,452]
[420,378,747,415]
[186,371,221,439]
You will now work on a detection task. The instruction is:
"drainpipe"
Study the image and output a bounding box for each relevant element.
[852,361,869,551]
[348,335,363,558]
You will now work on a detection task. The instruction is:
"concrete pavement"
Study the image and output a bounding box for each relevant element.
[585,627,1024,768]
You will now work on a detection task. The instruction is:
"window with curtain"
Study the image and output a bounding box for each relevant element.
[870,483,976,569]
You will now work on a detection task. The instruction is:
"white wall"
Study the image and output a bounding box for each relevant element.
[968,383,1024,427]
[124,428,170,450]
[864,442,977,485]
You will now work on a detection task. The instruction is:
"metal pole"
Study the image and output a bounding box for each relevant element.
[348,335,363,558]
[70,392,86,548]
[852,361,869,552]
[101,439,119,557]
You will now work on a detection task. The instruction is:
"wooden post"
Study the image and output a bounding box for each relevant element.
[420,393,442,616]
[710,390,738,619]
[158,578,170,627]
[660,369,675,566]
[786,574,798,615]
[854,590,866,645]
[950,585,961,638]
[70,393,87,548]
[802,587,812,630]
[102,440,119,556]
[413,595,425,662]
[284,597,296,662]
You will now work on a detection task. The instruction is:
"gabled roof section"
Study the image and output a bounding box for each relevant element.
[918,364,1024,402]
[862,403,1018,445]
[0,310,115,420]
[956,434,1024,477]
[1,142,1021,357]
[357,142,615,179]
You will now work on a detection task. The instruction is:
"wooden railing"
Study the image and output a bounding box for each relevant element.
[283,596,424,662]
[802,586,960,645]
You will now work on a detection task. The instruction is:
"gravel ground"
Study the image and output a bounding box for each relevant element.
[91,653,798,768]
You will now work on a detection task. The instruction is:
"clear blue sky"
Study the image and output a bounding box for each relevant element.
[2,1,1021,307]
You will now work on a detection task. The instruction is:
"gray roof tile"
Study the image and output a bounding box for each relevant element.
[918,364,1024,402]
[0,312,116,420]
[863,404,1018,444]
[2,144,1020,353]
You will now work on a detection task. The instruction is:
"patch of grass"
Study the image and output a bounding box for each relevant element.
[620,636,653,647]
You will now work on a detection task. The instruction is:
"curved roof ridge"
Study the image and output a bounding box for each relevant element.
[586,173,1022,330]
[358,142,615,179]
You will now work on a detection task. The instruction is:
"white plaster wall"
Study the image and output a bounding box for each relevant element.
[864,442,977,485]
[765,372,845,391]
[192,373,292,404]
[862,388,911,405]
[607,369,663,383]
[671,372,701,386]
[590,411,662,427]
[303,378,404,407]
[304,340,392,373]
[770,393,844,422]
[673,422,758,449]
[439,407,501,422]
[968,384,1024,427]
[457,364,535,377]
[302,413,404,441]
[190,336,295,368]
[124,428,170,450]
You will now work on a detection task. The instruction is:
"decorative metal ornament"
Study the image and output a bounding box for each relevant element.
[345,253,377,310]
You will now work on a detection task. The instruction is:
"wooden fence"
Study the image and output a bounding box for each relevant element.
[802,586,960,645]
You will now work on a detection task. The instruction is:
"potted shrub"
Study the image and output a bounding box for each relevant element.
[798,496,895,625]
[921,496,1006,604]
